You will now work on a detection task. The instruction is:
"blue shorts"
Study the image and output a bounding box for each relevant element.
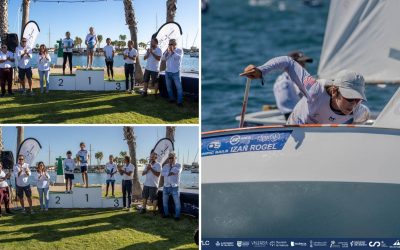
[106,179,115,185]
[80,165,87,173]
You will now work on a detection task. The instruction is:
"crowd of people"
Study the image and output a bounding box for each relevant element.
[0,148,183,220]
[0,27,186,106]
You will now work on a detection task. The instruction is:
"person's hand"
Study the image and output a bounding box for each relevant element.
[240,64,262,79]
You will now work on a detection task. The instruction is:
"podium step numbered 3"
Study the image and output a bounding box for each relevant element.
[49,187,123,208]
[49,69,126,91]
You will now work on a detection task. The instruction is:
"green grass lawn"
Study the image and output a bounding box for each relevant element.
[0,89,198,124]
[0,208,198,250]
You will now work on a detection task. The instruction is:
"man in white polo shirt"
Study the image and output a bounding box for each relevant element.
[13,154,34,214]
[142,37,162,97]
[0,44,15,97]
[161,39,184,107]
[140,151,161,214]
[123,40,138,92]
[16,38,33,95]
[119,155,134,211]
[161,152,182,220]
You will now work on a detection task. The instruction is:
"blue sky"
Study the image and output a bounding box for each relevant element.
[6,0,199,49]
[2,126,199,166]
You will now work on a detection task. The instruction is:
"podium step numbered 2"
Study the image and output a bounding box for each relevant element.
[49,69,126,91]
[49,186,123,208]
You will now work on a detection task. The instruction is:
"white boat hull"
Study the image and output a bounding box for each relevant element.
[202,125,400,237]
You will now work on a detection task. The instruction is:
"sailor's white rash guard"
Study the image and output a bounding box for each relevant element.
[257,56,370,125]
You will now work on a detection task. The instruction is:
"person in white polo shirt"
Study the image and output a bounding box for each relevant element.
[16,38,33,95]
[103,38,115,81]
[142,37,162,97]
[62,31,74,75]
[0,163,12,216]
[105,154,117,197]
[140,151,161,214]
[161,39,184,107]
[37,44,52,94]
[0,44,15,97]
[161,152,182,220]
[36,161,50,212]
[13,154,34,214]
[119,155,134,211]
[123,40,138,92]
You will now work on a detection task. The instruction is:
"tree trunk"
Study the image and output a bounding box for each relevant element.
[0,0,8,43]
[166,0,177,23]
[159,126,176,187]
[123,0,143,83]
[0,127,3,153]
[16,126,24,156]
[21,0,31,39]
[123,126,142,200]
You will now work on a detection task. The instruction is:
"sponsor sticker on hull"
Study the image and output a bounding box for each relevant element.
[202,131,292,157]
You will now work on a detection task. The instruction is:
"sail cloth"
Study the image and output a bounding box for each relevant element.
[22,21,40,50]
[17,138,42,166]
[153,22,183,53]
[152,138,174,165]
[373,87,400,128]
[318,0,400,83]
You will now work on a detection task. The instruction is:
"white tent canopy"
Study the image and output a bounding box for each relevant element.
[318,0,400,83]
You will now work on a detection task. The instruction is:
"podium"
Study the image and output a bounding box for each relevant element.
[49,69,126,91]
[49,186,123,208]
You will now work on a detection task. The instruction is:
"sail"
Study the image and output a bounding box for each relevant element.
[373,87,400,128]
[318,0,400,83]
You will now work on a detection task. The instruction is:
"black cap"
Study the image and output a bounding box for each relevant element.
[288,51,313,63]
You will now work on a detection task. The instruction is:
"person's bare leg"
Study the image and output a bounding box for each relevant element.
[28,78,33,92]
[82,172,85,186]
[69,179,73,191]
[85,172,89,188]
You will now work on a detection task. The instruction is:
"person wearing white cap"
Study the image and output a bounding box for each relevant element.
[241,56,370,124]
[273,51,312,120]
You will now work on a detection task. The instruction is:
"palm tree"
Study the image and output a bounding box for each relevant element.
[123,0,143,83]
[119,34,127,42]
[123,126,142,199]
[138,42,147,49]
[166,0,177,22]
[119,151,127,158]
[95,151,103,166]
[21,0,31,39]
[0,0,8,42]
[97,35,103,49]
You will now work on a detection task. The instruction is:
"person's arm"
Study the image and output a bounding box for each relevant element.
[25,166,31,176]
[171,48,183,60]
[144,49,150,60]
[8,53,15,62]
[169,164,181,176]
[112,47,115,59]
[27,48,32,58]
[353,104,370,124]
[152,49,162,61]
[47,53,52,62]
[149,164,161,177]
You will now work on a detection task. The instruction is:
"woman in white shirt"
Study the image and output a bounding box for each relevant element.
[0,163,12,216]
[37,44,52,94]
[118,155,134,211]
[36,161,50,211]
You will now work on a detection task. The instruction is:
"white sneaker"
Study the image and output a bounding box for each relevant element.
[45,208,48,212]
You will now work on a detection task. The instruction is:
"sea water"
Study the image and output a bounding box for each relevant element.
[201,0,399,131]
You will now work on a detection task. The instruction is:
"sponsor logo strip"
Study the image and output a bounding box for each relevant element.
[201,131,292,157]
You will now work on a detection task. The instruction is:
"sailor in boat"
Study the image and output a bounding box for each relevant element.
[241,56,370,125]
[273,51,312,120]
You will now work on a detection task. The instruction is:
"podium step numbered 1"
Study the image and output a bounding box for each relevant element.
[49,187,122,208]
[49,69,126,91]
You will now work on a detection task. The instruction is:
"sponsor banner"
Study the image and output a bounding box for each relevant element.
[201,238,400,249]
[202,131,292,157]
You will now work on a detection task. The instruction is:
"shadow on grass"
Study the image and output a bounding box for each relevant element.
[0,207,198,250]
[0,90,198,124]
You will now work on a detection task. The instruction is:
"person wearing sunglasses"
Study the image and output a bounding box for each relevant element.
[0,44,15,97]
[16,38,34,95]
[241,56,370,124]
[161,152,182,221]
[13,155,34,214]
[0,163,12,216]
[161,39,184,107]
